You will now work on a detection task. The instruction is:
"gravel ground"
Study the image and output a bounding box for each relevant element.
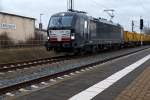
[0,46,149,90]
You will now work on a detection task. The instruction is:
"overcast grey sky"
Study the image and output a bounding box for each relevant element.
[0,0,150,32]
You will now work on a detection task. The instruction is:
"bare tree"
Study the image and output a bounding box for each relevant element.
[144,27,150,35]
[0,0,3,11]
[0,32,14,48]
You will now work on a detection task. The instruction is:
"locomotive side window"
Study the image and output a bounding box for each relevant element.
[90,21,96,37]
[74,16,80,33]
[84,21,88,29]
[84,20,88,40]
[80,17,85,36]
[74,16,84,35]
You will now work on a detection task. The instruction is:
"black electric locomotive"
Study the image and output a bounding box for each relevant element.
[45,10,124,53]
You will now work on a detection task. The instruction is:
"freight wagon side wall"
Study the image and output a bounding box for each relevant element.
[0,13,35,43]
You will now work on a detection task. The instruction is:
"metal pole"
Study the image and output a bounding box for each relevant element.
[132,20,134,32]
[148,21,149,29]
[67,0,69,10]
[68,0,73,10]
[70,0,72,10]
[39,14,44,44]
[40,14,43,23]
[39,14,44,31]
[140,29,143,46]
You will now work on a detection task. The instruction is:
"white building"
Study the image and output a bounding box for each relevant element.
[0,12,35,43]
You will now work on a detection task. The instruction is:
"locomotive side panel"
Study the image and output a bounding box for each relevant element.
[89,20,123,45]
[74,15,89,48]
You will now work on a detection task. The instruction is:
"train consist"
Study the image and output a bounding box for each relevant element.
[45,10,150,53]
[124,31,150,46]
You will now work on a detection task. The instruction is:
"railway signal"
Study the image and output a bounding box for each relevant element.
[132,20,135,32]
[140,18,144,46]
[140,19,144,30]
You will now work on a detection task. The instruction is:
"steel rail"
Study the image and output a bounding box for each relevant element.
[0,47,149,95]
[0,55,72,72]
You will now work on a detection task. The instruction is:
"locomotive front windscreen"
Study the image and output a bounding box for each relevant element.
[49,16,73,27]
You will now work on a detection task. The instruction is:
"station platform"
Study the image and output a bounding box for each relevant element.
[115,67,150,100]
[15,48,150,100]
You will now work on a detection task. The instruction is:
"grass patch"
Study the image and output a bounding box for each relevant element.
[0,47,56,64]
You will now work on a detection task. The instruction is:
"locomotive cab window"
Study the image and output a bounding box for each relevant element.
[49,16,73,27]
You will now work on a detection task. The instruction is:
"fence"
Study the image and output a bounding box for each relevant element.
[0,40,46,48]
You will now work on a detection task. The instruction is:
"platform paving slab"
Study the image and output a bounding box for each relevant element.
[115,67,150,100]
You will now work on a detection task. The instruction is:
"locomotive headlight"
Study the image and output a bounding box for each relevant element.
[71,35,75,40]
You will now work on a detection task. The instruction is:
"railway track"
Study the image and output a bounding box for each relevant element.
[0,46,149,96]
[0,55,74,72]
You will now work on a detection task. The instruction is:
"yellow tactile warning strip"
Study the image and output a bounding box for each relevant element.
[115,67,150,100]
